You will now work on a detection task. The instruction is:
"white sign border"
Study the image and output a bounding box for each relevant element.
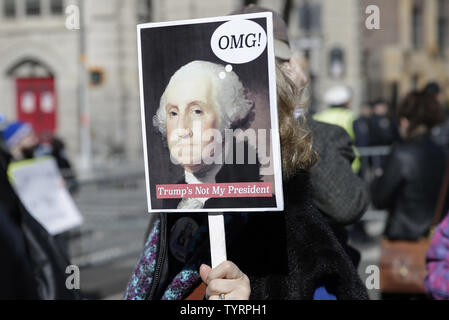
[137,12,284,213]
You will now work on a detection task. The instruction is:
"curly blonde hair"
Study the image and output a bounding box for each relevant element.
[276,60,317,179]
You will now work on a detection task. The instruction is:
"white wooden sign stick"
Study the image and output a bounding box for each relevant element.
[208,213,227,269]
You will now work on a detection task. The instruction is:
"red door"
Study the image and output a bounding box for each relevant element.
[16,77,57,140]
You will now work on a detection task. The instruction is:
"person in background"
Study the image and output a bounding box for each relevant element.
[314,85,356,140]
[424,82,449,300]
[282,42,369,260]
[425,212,449,300]
[368,99,400,171]
[239,2,369,270]
[307,115,371,260]
[427,82,449,153]
[303,93,370,226]
[0,114,8,168]
[313,85,361,173]
[2,121,39,161]
[354,103,373,147]
[0,122,40,299]
[152,60,273,210]
[0,118,80,299]
[3,121,79,255]
[2,121,79,194]
[425,82,447,112]
[353,103,373,179]
[369,99,400,147]
[49,136,79,195]
[371,91,448,241]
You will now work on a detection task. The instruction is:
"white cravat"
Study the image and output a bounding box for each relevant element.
[177,165,223,209]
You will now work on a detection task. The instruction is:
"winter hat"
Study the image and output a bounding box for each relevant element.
[0,114,5,129]
[3,121,33,148]
[324,85,352,106]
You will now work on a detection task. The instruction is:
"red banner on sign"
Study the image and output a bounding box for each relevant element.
[156,182,273,199]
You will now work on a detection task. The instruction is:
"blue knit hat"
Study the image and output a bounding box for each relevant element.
[0,114,6,141]
[3,121,33,148]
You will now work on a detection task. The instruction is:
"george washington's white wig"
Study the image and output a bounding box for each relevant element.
[153,60,254,136]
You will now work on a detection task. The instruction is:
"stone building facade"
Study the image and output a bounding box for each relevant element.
[0,0,146,166]
[3,0,442,166]
[0,0,243,167]
[361,0,449,110]
[290,0,363,113]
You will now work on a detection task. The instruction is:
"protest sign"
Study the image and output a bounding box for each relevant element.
[137,12,283,214]
[8,157,83,235]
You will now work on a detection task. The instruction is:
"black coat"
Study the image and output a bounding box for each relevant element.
[236,171,368,299]
[308,118,369,225]
[153,171,369,300]
[0,144,39,299]
[371,134,448,240]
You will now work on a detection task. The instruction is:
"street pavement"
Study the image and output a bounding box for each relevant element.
[69,170,151,299]
[67,164,387,300]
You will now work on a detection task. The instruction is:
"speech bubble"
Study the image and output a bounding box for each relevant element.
[211,19,267,65]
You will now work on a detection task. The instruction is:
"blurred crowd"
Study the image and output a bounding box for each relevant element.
[0,119,78,192]
[312,79,449,299]
[1,4,449,301]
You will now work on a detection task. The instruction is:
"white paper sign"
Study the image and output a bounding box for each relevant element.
[137,13,284,268]
[9,157,83,235]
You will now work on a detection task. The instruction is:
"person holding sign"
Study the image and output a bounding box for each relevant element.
[0,125,81,299]
[126,59,368,300]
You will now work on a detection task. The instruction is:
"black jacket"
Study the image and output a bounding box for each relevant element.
[0,143,39,299]
[371,134,448,240]
[152,171,369,300]
[237,171,368,299]
[308,118,369,225]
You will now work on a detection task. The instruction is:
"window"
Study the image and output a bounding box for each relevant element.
[26,0,41,16]
[137,0,152,23]
[390,82,399,114]
[411,74,420,90]
[329,48,345,79]
[3,0,16,18]
[412,1,423,49]
[50,0,63,15]
[438,0,449,53]
[298,0,321,35]
[244,0,258,6]
[89,69,104,87]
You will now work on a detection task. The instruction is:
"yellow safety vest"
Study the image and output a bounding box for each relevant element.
[313,108,361,173]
